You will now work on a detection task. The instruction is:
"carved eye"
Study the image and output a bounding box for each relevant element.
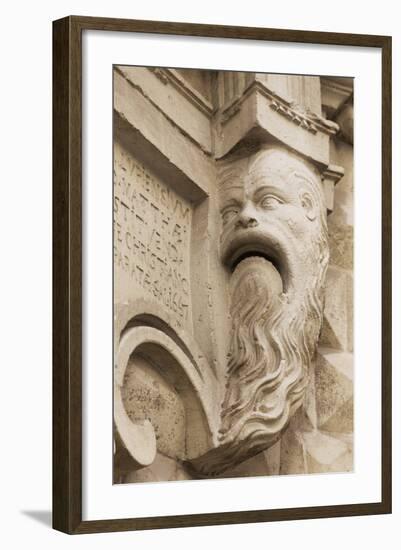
[221,206,239,226]
[259,194,283,210]
[300,191,317,221]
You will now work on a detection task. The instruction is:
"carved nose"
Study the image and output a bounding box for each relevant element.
[235,213,258,229]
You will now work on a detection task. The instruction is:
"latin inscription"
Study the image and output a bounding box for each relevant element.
[114,142,192,328]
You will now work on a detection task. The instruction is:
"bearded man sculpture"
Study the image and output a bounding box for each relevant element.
[190,145,329,476]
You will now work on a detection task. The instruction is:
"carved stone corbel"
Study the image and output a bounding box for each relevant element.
[188,144,330,475]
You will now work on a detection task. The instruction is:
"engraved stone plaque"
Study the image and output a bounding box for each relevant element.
[114,140,193,331]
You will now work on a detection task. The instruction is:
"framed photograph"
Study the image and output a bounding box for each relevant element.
[53,16,392,534]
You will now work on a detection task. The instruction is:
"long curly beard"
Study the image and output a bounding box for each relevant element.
[189,254,325,477]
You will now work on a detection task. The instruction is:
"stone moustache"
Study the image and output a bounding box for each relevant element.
[189,145,329,475]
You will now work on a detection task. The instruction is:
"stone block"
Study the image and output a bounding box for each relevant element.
[280,425,307,475]
[300,365,318,431]
[114,70,213,196]
[121,355,187,460]
[328,221,353,270]
[123,452,192,483]
[281,426,353,475]
[223,440,281,478]
[303,430,353,473]
[118,66,213,152]
[328,139,353,226]
[315,349,353,433]
[320,267,353,351]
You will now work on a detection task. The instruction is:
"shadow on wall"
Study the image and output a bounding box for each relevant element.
[21,510,52,528]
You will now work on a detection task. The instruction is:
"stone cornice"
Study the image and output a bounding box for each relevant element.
[220,80,339,137]
[149,67,214,117]
[321,77,353,118]
[322,164,345,213]
[116,66,213,154]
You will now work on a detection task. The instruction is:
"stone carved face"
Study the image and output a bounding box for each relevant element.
[219,146,327,296]
[201,146,329,475]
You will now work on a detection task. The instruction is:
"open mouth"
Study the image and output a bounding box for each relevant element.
[231,250,282,276]
[225,242,289,292]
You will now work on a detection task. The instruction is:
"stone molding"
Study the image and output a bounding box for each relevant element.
[220,81,339,137]
[149,67,214,116]
[321,77,353,117]
[322,164,345,213]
